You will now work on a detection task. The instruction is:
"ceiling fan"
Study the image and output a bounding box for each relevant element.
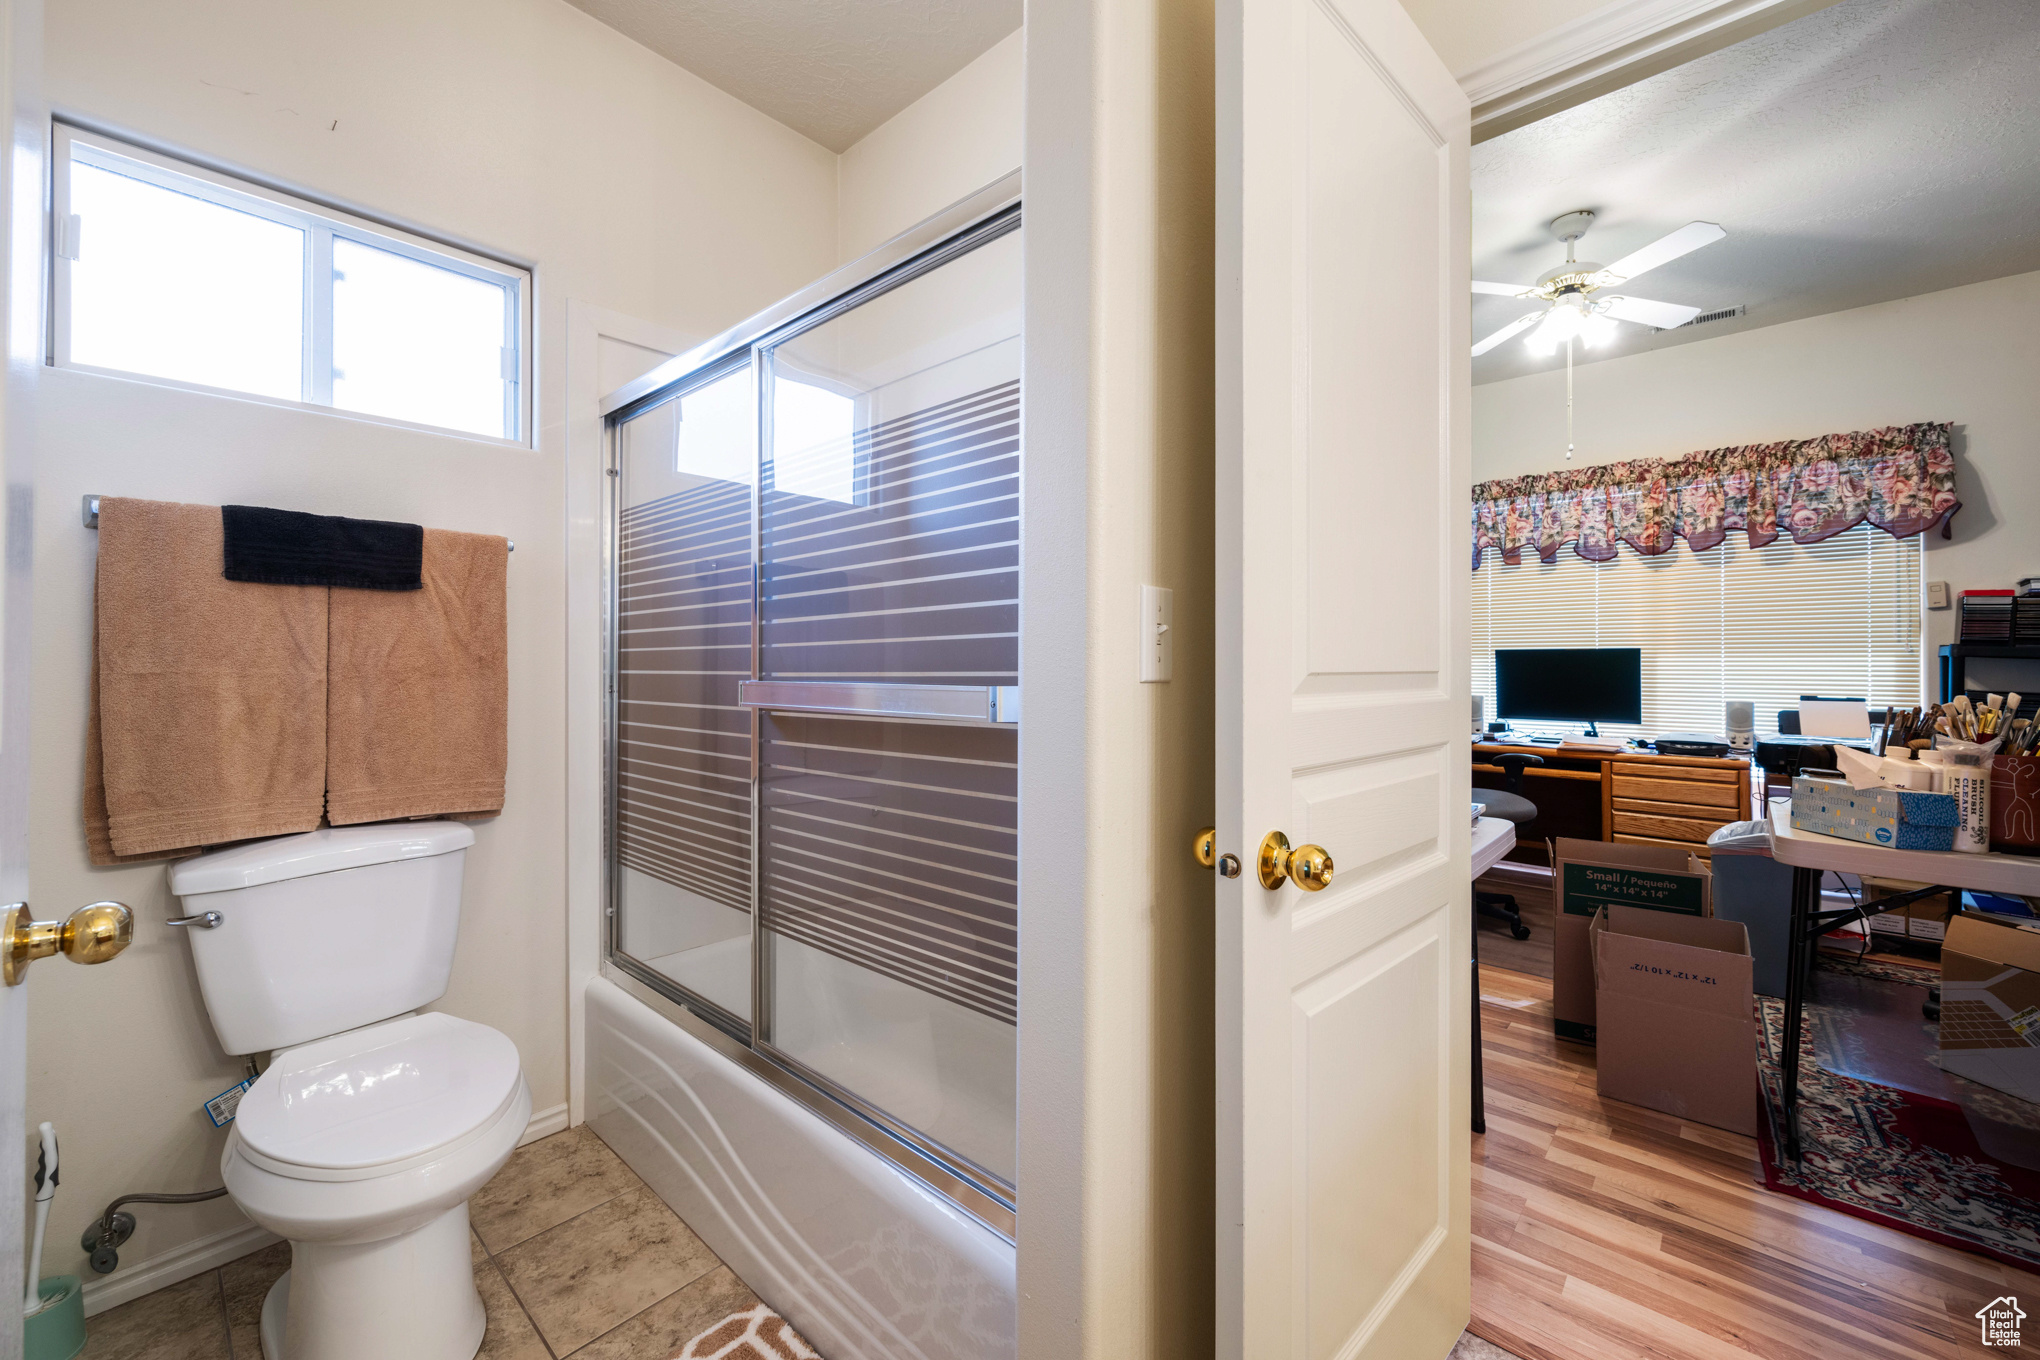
[1471,210,1726,357]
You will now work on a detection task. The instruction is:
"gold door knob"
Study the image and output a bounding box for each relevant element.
[1257,832,1335,892]
[1194,827,1216,869]
[2,901,134,986]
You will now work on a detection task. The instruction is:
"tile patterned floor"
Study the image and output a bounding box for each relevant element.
[82,1125,822,1360]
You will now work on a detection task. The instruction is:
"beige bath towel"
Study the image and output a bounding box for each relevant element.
[85,498,328,863]
[325,527,507,825]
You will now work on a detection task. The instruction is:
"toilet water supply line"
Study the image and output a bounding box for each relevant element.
[81,1055,256,1273]
[83,1188,230,1275]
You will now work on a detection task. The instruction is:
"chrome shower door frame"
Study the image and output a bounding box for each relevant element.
[601,178,1022,1243]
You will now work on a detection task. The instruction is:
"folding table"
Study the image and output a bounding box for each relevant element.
[1765,796,2040,1160]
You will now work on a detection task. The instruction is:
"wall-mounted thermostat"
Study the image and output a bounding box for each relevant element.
[1927,581,1951,610]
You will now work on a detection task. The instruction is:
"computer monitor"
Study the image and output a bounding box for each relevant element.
[1494,647,1642,736]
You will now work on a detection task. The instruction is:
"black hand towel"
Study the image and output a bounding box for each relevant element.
[222,505,424,591]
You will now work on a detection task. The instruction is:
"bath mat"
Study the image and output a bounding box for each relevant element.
[1756,993,2040,1270]
[674,1304,820,1360]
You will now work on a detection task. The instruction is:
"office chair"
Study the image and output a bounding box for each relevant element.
[1473,752,1542,940]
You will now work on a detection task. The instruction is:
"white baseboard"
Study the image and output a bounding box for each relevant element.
[82,1220,280,1317]
[81,1102,575,1318]
[521,1101,572,1145]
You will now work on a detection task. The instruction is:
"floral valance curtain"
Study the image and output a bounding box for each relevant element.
[1471,421,1957,570]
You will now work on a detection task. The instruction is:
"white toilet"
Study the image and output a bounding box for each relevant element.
[168,822,530,1360]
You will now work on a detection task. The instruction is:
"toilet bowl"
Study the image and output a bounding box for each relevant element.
[224,1013,530,1360]
[168,822,526,1360]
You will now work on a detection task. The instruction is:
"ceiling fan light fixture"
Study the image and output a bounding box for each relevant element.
[1578,309,1618,349]
[1524,296,1587,354]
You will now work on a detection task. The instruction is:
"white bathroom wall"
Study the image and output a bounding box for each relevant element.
[1020,0,1216,1354]
[1471,267,2040,662]
[835,29,1023,263]
[30,0,838,1301]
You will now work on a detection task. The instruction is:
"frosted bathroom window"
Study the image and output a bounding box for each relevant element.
[52,124,528,442]
[67,161,305,401]
[332,239,514,439]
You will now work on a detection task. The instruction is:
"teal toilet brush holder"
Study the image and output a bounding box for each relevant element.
[24,1275,87,1360]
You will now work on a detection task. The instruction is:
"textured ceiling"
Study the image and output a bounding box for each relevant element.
[567,0,1020,151]
[1471,0,2040,384]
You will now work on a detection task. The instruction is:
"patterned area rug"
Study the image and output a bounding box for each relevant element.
[1756,993,2040,1270]
[674,1305,820,1360]
[1815,949,1938,989]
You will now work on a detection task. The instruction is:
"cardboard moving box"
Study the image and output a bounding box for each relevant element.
[1862,876,1955,943]
[1593,905,1757,1136]
[1939,913,2040,1104]
[1551,837,1712,1043]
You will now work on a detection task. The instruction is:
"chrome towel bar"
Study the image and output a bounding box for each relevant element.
[81,494,513,552]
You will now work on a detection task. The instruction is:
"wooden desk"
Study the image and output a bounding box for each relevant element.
[1472,740,1753,865]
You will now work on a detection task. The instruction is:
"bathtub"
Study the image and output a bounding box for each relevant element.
[585,976,1017,1360]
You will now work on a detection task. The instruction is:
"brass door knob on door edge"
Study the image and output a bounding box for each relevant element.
[1258,832,1334,891]
[1194,828,1244,879]
[2,901,134,985]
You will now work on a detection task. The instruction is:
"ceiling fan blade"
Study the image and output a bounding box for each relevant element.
[1472,280,1534,297]
[1600,295,1704,330]
[1597,221,1726,285]
[1472,310,1544,356]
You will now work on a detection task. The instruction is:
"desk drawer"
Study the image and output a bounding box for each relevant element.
[1611,774,1741,809]
[1615,832,1716,858]
[1612,810,1732,844]
[1613,761,1739,782]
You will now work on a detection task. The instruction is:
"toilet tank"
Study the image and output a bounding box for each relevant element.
[168,822,476,1055]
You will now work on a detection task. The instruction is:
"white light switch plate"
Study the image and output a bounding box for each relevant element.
[1140,585,1173,682]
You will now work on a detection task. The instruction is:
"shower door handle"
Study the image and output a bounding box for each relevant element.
[739,680,1019,725]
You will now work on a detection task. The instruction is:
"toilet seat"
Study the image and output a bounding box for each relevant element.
[236,1012,523,1182]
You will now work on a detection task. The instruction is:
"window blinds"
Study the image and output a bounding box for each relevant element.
[1471,523,1923,740]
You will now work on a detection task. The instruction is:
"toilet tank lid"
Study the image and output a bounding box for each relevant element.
[169,822,476,896]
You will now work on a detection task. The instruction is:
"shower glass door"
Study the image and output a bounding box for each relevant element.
[755,228,1020,1188]
[613,360,757,1030]
[608,210,1020,1210]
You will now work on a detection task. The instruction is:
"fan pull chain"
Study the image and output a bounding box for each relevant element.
[1565,335,1575,460]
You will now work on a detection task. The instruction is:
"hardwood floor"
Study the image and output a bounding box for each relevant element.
[1470,964,2040,1359]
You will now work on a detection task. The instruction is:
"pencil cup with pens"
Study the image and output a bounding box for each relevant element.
[1878,692,2039,854]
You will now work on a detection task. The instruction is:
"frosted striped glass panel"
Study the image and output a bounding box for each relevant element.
[614,367,755,1026]
[756,227,1021,1184]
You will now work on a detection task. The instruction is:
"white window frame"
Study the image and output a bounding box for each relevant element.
[49,122,531,445]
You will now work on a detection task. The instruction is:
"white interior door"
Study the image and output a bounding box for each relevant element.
[0,1,38,1352]
[1215,0,1471,1355]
